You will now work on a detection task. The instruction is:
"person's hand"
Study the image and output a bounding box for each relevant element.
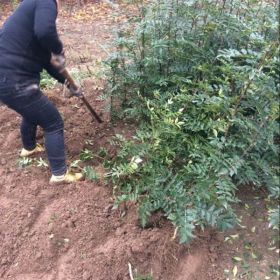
[51,51,66,70]
[65,80,83,98]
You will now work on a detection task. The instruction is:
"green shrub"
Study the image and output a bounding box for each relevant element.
[106,0,279,243]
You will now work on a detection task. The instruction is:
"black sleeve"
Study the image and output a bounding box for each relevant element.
[44,63,66,84]
[34,0,63,54]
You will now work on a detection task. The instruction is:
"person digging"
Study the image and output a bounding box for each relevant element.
[0,0,83,184]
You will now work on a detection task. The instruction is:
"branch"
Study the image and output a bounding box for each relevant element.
[224,43,277,137]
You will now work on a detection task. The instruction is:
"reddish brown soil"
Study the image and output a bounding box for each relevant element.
[0,3,279,280]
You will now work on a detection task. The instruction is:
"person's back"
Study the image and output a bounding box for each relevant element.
[0,0,63,82]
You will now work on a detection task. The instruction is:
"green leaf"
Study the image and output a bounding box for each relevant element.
[82,166,100,181]
[233,256,243,262]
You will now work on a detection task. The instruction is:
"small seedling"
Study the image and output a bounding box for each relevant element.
[98,147,108,158]
[80,148,94,161]
[36,157,48,167]
[232,256,243,262]
[70,159,82,169]
[85,139,94,146]
[135,275,153,280]
[83,166,100,181]
[270,266,280,276]
[17,157,33,168]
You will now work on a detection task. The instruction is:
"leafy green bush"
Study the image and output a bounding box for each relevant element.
[106,0,279,243]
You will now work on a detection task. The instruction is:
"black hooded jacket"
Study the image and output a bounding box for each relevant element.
[0,0,65,83]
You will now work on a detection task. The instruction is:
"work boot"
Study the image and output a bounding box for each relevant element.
[20,143,44,157]
[49,170,84,184]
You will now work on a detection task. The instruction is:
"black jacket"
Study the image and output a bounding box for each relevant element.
[0,0,65,83]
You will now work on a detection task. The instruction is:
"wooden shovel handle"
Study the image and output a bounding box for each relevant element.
[61,69,79,90]
[60,69,103,123]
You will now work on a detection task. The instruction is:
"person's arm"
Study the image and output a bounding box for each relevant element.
[44,63,65,84]
[34,0,63,54]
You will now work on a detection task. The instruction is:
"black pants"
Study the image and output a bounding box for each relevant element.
[0,75,67,176]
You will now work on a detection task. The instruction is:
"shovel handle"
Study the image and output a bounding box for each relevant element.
[61,68,79,90]
[80,95,103,124]
[60,69,103,123]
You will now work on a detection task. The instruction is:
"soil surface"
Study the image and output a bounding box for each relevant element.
[0,2,279,280]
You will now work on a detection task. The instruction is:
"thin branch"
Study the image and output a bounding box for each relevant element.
[224,43,276,137]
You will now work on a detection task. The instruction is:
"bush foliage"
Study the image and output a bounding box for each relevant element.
[106,0,279,243]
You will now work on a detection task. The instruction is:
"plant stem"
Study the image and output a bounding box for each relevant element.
[224,43,277,137]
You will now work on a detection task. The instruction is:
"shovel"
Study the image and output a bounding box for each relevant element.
[61,69,103,124]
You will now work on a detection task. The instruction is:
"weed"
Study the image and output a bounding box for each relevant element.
[135,274,153,280]
[80,148,94,161]
[82,166,100,181]
[85,139,94,146]
[70,159,82,169]
[17,157,33,168]
[98,147,108,158]
[35,157,48,168]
